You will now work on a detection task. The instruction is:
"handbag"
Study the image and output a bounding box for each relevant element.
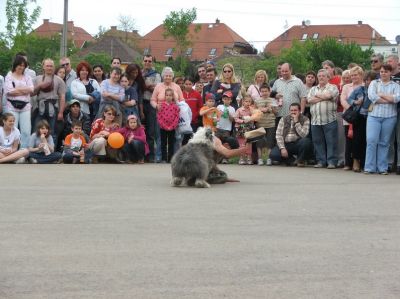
[7,99,29,110]
[342,104,361,124]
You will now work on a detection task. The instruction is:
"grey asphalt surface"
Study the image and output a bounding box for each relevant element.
[0,164,399,299]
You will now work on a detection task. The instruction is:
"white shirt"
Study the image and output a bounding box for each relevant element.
[0,126,21,149]
[216,104,235,131]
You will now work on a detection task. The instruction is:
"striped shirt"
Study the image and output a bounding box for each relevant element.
[272,76,308,117]
[367,79,400,118]
[308,83,339,125]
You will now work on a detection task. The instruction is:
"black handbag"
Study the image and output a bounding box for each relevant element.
[7,99,29,110]
[342,104,361,124]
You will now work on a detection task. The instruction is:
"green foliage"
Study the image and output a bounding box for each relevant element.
[94,26,107,40]
[78,52,112,73]
[3,0,41,47]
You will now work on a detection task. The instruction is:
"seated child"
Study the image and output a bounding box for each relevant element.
[63,120,91,163]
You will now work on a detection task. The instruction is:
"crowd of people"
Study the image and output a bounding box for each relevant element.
[0,52,399,175]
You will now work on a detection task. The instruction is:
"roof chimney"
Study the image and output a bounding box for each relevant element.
[111,26,117,31]
[357,21,362,25]
[302,20,306,27]
[215,18,220,24]
[43,19,49,24]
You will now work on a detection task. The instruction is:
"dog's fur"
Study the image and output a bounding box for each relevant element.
[171,127,216,188]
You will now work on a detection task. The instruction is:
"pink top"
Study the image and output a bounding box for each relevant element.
[234,106,253,129]
[150,82,184,108]
[247,84,262,101]
[4,73,34,112]
[157,102,180,131]
[118,126,149,155]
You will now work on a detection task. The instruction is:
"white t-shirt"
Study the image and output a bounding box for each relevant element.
[0,126,21,149]
[70,136,83,151]
[216,104,235,131]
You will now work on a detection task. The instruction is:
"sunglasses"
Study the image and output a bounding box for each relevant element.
[223,70,232,73]
[370,60,379,63]
[61,62,70,67]
[143,60,152,63]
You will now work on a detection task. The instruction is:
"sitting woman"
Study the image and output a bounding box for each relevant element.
[28,120,62,164]
[0,113,29,163]
[118,114,149,163]
[89,105,120,162]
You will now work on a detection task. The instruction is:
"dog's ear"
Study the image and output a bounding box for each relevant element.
[205,128,213,140]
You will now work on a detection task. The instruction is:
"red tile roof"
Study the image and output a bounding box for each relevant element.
[265,23,391,56]
[139,21,255,62]
[33,19,94,48]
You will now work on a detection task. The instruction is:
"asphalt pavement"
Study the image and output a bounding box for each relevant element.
[1,164,399,299]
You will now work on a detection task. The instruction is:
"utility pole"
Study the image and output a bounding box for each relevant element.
[60,0,68,57]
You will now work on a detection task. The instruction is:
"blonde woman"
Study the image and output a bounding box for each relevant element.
[210,63,241,109]
[247,70,269,101]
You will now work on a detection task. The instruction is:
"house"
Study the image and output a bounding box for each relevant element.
[33,19,94,48]
[264,21,392,56]
[139,19,256,62]
[78,35,142,67]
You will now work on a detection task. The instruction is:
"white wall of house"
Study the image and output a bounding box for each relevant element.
[361,44,399,57]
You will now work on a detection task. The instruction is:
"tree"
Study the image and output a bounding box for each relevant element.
[163,8,200,73]
[94,26,107,40]
[2,0,41,47]
[118,15,137,42]
[80,52,112,73]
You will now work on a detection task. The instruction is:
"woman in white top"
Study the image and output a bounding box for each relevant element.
[0,113,29,163]
[4,56,34,149]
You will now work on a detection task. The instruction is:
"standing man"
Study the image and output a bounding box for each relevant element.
[370,54,384,74]
[142,55,162,162]
[271,62,307,126]
[203,67,217,102]
[33,58,66,146]
[197,64,208,85]
[387,54,400,174]
[269,62,283,88]
[308,69,339,169]
[60,56,76,89]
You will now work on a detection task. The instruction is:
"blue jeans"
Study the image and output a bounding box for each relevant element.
[29,152,62,164]
[365,116,397,173]
[311,121,338,166]
[7,108,31,149]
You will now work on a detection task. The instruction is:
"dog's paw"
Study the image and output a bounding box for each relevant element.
[171,177,184,187]
[194,179,210,188]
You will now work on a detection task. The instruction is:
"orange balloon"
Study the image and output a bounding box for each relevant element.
[107,132,125,149]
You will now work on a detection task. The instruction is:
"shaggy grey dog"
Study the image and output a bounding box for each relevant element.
[171,127,216,188]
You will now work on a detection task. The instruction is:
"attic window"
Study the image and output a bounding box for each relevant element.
[186,48,193,56]
[165,48,173,56]
[209,48,217,56]
[312,33,319,39]
[301,33,308,40]
[143,48,150,55]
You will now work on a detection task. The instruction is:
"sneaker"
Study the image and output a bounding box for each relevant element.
[364,170,373,174]
[238,158,246,165]
[296,161,305,167]
[266,158,272,166]
[29,157,38,164]
[257,159,264,166]
[314,163,324,168]
[247,158,253,165]
[379,171,388,175]
[15,157,25,164]
[327,164,336,169]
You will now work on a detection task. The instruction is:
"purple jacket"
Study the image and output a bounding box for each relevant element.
[118,126,149,155]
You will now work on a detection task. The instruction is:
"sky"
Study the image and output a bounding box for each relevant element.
[0,0,399,52]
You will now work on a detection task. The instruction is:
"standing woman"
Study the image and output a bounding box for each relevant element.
[89,105,120,162]
[4,56,34,149]
[211,63,241,109]
[97,67,125,124]
[365,64,400,174]
[247,70,268,101]
[150,67,184,109]
[71,61,101,120]
[125,63,146,120]
[91,64,106,85]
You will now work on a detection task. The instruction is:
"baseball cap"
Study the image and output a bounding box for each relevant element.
[69,99,81,107]
[205,93,215,101]
[222,91,233,98]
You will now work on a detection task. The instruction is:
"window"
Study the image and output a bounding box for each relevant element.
[143,48,150,55]
[186,48,193,56]
[209,48,217,56]
[165,48,173,56]
[312,33,319,40]
[301,33,308,40]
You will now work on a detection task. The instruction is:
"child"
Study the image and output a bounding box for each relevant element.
[234,94,260,165]
[118,115,149,163]
[254,84,278,166]
[216,91,236,164]
[176,98,193,147]
[182,77,203,132]
[63,120,90,164]
[120,74,139,122]
[157,88,180,163]
[199,93,220,132]
[0,113,29,164]
[28,120,62,164]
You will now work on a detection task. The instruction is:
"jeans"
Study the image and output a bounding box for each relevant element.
[29,152,62,163]
[143,101,161,161]
[8,109,31,149]
[270,138,313,163]
[365,115,397,173]
[311,121,338,166]
[123,140,145,162]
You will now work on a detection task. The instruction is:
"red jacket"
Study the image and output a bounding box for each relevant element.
[183,90,202,124]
